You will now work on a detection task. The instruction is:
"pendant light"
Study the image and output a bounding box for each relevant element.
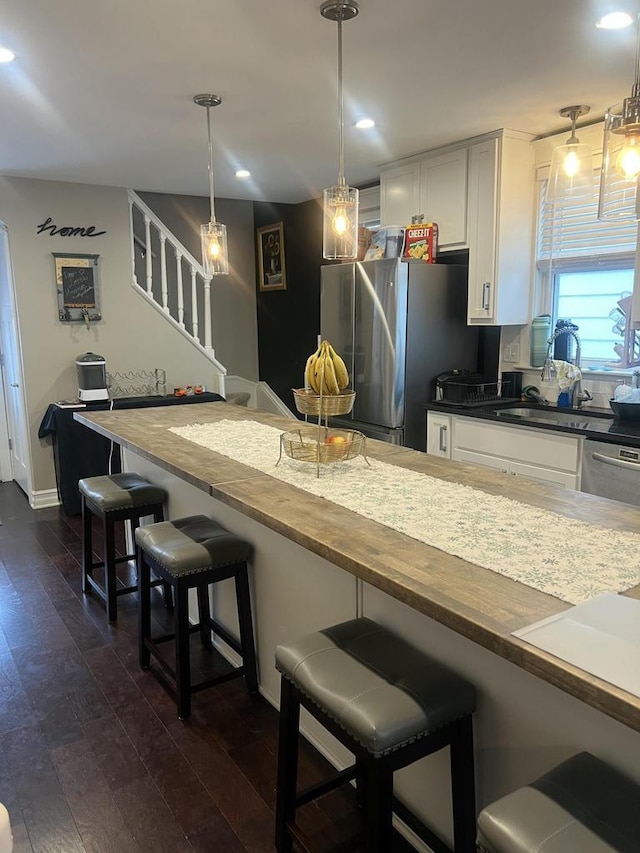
[598,14,640,220]
[546,105,594,202]
[194,93,229,275]
[321,0,359,260]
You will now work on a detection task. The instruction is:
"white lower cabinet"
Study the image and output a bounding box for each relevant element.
[427,413,581,489]
[426,412,452,456]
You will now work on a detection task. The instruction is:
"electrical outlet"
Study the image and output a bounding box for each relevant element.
[503,342,520,363]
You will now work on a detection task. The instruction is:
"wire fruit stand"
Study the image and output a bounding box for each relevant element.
[279,388,370,477]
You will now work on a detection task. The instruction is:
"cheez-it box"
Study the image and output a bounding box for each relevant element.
[403,222,438,263]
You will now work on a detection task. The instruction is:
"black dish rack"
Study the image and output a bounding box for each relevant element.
[438,377,514,407]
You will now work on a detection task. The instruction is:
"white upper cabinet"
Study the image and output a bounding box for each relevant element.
[420,149,468,248]
[379,161,421,229]
[380,148,468,250]
[467,132,535,326]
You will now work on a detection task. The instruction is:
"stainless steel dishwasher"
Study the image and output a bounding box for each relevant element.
[581,439,640,507]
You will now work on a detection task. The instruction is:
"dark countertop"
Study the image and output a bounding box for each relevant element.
[426,400,640,446]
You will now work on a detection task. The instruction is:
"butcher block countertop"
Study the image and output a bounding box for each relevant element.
[75,402,640,732]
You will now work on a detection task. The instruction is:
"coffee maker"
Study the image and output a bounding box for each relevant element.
[76,352,109,401]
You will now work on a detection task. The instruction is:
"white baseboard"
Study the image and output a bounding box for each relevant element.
[31,489,60,509]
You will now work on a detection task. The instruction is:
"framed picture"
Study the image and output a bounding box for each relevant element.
[257,222,287,291]
[53,253,101,322]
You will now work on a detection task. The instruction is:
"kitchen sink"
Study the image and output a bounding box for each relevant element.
[492,406,615,428]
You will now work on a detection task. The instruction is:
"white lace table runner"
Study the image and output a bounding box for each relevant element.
[170,419,640,605]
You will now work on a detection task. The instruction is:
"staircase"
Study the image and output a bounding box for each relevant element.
[127,190,293,417]
[128,190,227,395]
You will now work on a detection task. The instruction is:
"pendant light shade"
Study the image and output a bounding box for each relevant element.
[194,94,229,275]
[547,105,594,202]
[321,1,359,260]
[598,15,640,220]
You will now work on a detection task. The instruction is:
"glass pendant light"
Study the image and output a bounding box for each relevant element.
[547,105,594,202]
[321,1,359,260]
[194,94,229,275]
[598,14,640,220]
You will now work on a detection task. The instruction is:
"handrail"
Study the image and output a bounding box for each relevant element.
[126,188,227,384]
[127,190,206,275]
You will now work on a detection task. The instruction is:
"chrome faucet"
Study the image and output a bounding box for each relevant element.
[541,327,593,408]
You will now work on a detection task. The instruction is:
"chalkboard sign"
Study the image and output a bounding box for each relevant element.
[53,253,102,323]
[61,266,96,307]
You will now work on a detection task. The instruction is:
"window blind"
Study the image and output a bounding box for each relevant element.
[537,173,637,267]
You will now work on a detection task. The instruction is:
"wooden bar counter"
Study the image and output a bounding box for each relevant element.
[76,402,640,845]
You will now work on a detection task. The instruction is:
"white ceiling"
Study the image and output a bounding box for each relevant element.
[1,0,638,204]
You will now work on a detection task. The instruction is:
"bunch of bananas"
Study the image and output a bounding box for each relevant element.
[305,340,349,395]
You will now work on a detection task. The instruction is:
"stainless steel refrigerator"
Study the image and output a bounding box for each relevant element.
[320,258,478,450]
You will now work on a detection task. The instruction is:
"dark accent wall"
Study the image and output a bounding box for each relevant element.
[253,198,327,413]
[424,249,500,382]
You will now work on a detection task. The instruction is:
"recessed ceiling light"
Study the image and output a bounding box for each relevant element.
[0,47,15,63]
[596,11,634,29]
[355,118,375,129]
[235,169,251,178]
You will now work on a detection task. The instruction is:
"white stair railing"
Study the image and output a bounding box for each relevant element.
[127,190,225,393]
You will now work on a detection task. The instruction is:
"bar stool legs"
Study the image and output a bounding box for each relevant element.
[82,495,169,622]
[275,678,300,853]
[79,474,171,622]
[450,716,477,852]
[274,618,477,853]
[235,564,259,694]
[135,515,258,720]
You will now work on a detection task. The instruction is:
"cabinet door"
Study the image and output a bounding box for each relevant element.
[451,447,509,473]
[454,418,580,473]
[467,139,498,323]
[420,149,468,248]
[426,413,452,457]
[380,161,421,227]
[509,460,578,489]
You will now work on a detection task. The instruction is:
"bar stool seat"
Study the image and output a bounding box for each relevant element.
[79,472,169,622]
[275,617,477,853]
[135,515,258,720]
[477,752,640,853]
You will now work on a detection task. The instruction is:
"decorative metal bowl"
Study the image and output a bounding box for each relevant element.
[279,426,365,464]
[292,389,356,417]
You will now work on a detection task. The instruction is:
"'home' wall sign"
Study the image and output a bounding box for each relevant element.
[37,217,107,238]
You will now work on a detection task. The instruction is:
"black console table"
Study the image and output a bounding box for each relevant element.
[38,393,224,515]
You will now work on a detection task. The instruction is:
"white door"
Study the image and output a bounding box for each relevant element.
[0,225,31,496]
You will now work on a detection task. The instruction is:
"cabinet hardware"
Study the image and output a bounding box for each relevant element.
[482,282,491,311]
[439,425,447,452]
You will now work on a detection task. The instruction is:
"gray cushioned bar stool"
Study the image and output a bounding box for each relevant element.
[275,617,477,853]
[80,472,170,622]
[477,751,640,853]
[135,514,258,720]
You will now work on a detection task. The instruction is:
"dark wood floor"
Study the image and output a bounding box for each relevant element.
[0,483,415,852]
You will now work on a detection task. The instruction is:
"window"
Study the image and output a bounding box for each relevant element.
[537,172,638,371]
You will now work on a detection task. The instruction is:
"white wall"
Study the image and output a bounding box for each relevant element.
[0,176,259,496]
